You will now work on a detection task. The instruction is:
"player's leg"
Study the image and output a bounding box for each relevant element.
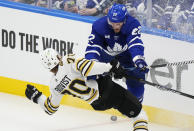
[125,72,149,131]
[132,109,149,131]
[126,77,145,102]
[116,52,145,101]
[111,82,142,118]
[112,82,149,131]
[91,75,141,112]
[91,75,115,110]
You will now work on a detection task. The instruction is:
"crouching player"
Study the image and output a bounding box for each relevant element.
[25,48,148,131]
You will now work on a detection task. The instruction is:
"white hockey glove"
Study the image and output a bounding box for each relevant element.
[25,84,42,104]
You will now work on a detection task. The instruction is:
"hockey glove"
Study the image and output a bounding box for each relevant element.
[25,84,42,104]
[110,59,125,79]
[134,59,149,74]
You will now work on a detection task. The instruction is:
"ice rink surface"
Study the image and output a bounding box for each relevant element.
[0,93,183,131]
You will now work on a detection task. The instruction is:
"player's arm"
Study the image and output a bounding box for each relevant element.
[127,20,148,73]
[85,24,105,61]
[73,57,125,79]
[127,20,144,59]
[25,84,63,115]
[74,58,111,77]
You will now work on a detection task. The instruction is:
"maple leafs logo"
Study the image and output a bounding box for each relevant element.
[106,43,128,56]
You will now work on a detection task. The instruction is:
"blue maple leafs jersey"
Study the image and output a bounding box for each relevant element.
[85,14,144,68]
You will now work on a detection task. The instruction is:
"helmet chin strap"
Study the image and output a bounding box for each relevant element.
[50,64,59,75]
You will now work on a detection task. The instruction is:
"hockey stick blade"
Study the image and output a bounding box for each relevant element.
[150,60,194,68]
[123,73,194,99]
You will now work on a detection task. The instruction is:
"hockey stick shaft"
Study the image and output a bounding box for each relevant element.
[150,60,194,68]
[123,73,194,99]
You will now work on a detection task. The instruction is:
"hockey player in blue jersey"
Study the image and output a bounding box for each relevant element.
[85,3,149,131]
[85,3,148,102]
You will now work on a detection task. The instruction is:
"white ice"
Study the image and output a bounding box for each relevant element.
[0,93,182,131]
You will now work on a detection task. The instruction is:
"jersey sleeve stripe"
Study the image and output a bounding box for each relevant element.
[76,58,85,71]
[85,50,101,56]
[44,102,55,114]
[77,59,86,70]
[128,43,144,49]
[90,59,99,61]
[76,58,95,77]
[87,44,103,50]
[81,61,92,75]
[84,61,95,77]
[45,110,52,115]
[80,60,90,73]
[48,96,60,109]
[128,36,141,44]
[44,97,59,115]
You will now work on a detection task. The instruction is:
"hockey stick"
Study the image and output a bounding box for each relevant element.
[123,73,194,99]
[150,59,194,68]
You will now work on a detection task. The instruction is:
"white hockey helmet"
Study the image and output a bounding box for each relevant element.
[40,48,60,70]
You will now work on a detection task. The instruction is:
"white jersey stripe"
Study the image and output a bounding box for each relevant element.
[77,58,85,71]
[85,50,101,56]
[128,43,144,50]
[80,60,90,73]
[47,97,59,111]
[80,61,91,75]
[44,98,58,114]
[84,61,95,77]
[87,44,103,50]
[128,36,141,44]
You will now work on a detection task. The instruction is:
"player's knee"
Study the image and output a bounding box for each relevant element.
[117,91,142,118]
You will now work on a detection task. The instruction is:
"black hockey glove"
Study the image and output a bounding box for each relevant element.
[25,84,42,104]
[110,59,125,79]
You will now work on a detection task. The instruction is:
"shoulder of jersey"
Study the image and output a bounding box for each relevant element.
[93,16,109,33]
[122,15,141,33]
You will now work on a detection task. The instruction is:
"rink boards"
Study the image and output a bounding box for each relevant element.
[0,0,194,128]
